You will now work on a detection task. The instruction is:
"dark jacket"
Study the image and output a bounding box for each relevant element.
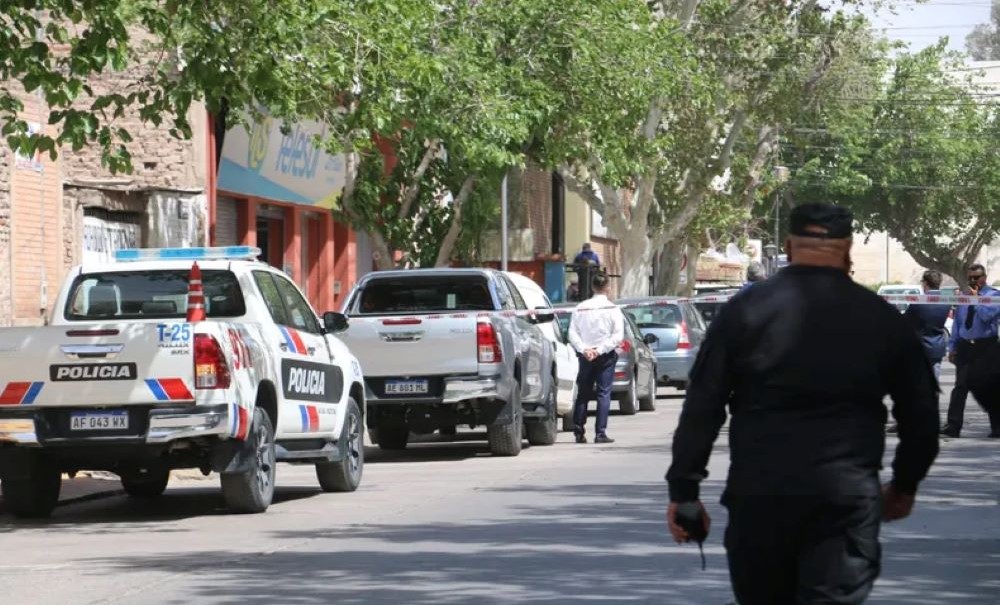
[667,265,940,502]
[902,292,950,363]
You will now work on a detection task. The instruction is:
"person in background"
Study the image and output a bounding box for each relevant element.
[566,276,580,303]
[574,242,601,268]
[886,270,949,435]
[567,273,624,444]
[741,262,765,291]
[573,243,601,300]
[666,203,939,605]
[942,263,1000,438]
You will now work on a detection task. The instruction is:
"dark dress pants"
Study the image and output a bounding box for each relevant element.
[573,351,617,438]
[948,339,1000,432]
[724,494,881,605]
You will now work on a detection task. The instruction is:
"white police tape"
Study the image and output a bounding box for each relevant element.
[347,292,1000,323]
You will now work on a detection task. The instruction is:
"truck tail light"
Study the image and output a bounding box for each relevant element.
[477,322,503,364]
[194,334,231,389]
[678,321,692,350]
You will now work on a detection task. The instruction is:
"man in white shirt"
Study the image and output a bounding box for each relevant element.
[568,273,626,444]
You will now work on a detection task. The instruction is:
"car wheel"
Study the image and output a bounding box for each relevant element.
[526,379,558,446]
[220,408,276,514]
[121,466,170,499]
[638,369,657,412]
[488,382,523,456]
[0,458,61,518]
[618,375,638,415]
[316,398,364,492]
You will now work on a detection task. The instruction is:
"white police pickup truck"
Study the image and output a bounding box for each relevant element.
[0,246,365,518]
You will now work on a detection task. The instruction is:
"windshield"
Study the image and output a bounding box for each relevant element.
[64,270,246,321]
[623,303,682,328]
[352,275,495,315]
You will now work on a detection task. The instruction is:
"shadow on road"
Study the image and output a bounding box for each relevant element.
[81,481,736,605]
[0,485,321,530]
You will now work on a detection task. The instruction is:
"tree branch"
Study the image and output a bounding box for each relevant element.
[398,138,440,220]
[434,176,477,267]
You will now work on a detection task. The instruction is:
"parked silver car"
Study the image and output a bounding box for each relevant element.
[618,297,706,390]
[555,305,657,414]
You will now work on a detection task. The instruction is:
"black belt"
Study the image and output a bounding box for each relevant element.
[959,337,997,346]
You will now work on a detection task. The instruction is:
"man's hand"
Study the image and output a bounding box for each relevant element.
[584,348,598,361]
[666,501,711,544]
[948,351,956,364]
[882,483,916,522]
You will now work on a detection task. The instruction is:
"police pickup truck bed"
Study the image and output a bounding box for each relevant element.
[339,269,558,456]
[0,246,365,518]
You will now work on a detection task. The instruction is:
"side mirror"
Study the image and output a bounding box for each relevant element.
[643,333,659,345]
[531,308,556,324]
[323,311,350,334]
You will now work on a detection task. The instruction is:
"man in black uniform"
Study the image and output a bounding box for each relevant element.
[665,203,940,605]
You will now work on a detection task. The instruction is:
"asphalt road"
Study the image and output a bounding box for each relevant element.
[0,376,997,605]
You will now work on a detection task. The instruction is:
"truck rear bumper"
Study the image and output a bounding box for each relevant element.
[0,404,236,446]
[365,375,507,406]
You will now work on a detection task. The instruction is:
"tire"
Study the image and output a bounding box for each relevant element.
[316,398,364,493]
[487,382,523,456]
[220,408,276,514]
[376,421,410,450]
[561,412,576,433]
[0,462,61,519]
[120,467,170,499]
[639,370,657,412]
[525,379,558,446]
[618,375,638,415]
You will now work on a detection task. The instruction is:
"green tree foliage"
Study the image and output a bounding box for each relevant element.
[784,42,1000,282]
[966,1,1000,61]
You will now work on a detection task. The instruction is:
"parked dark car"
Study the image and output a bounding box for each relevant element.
[618,296,707,390]
[691,288,740,326]
[554,305,657,415]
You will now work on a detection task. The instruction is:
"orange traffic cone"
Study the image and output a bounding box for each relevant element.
[187,262,206,322]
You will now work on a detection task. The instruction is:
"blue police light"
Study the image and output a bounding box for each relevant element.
[114,246,262,262]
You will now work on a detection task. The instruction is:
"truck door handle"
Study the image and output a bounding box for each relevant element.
[279,343,288,352]
[60,344,124,360]
[307,347,316,355]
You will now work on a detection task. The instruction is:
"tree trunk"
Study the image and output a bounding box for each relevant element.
[434,177,477,267]
[617,235,653,297]
[653,239,687,296]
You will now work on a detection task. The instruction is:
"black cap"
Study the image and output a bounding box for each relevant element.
[789,203,853,239]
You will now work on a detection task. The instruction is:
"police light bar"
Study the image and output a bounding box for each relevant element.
[114,246,262,262]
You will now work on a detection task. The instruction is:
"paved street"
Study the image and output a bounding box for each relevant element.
[1,372,998,605]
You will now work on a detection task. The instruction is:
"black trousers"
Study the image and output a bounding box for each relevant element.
[947,339,1000,432]
[724,495,881,605]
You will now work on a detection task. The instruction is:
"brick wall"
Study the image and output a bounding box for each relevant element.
[0,146,10,326]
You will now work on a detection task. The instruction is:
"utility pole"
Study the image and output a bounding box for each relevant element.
[500,172,508,272]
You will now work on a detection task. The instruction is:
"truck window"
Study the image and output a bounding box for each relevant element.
[272,274,321,334]
[252,271,290,327]
[500,276,527,310]
[64,270,245,321]
[354,275,494,315]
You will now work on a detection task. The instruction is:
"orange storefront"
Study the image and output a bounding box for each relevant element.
[210,115,358,313]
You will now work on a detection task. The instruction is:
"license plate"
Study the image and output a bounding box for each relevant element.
[385,380,429,395]
[70,411,129,431]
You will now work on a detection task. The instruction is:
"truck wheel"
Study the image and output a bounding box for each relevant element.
[376,421,409,450]
[639,370,657,412]
[220,408,275,514]
[316,398,364,493]
[488,383,523,456]
[526,380,558,446]
[121,467,170,499]
[618,376,638,415]
[1,461,61,518]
